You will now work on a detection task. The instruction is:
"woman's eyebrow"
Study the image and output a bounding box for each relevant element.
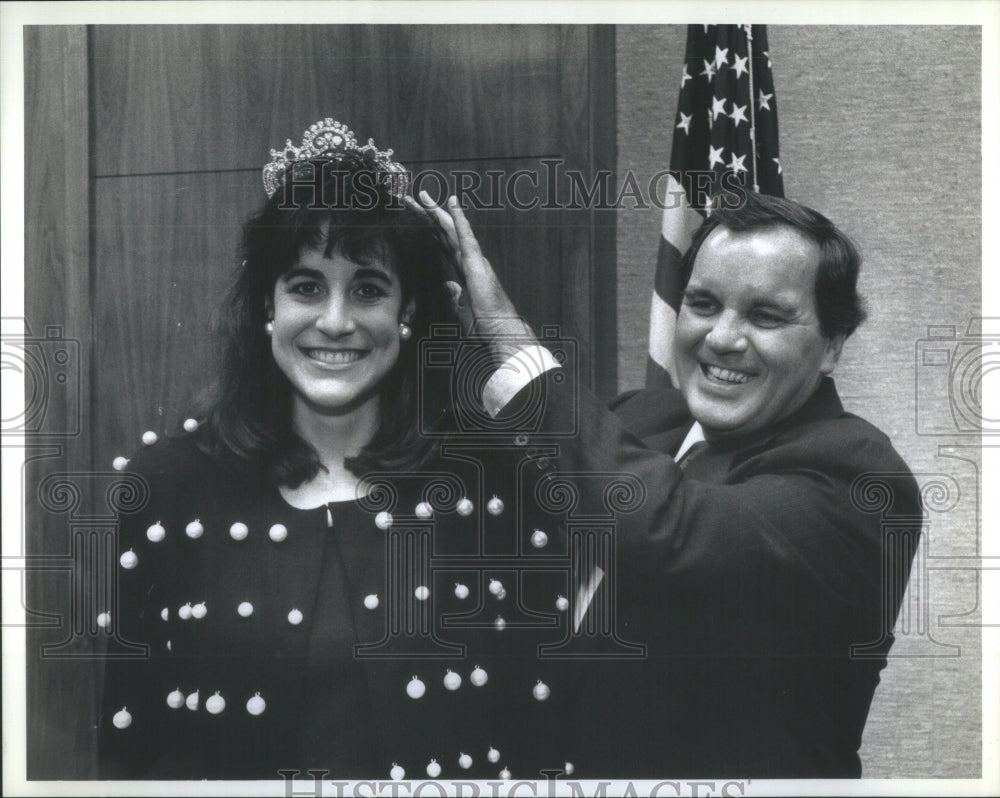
[353,267,394,283]
[281,267,326,282]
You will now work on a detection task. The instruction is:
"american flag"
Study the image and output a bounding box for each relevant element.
[647,24,784,387]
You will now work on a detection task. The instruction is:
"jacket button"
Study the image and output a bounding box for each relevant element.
[230,522,249,541]
[206,692,226,714]
[269,523,288,542]
[246,693,266,716]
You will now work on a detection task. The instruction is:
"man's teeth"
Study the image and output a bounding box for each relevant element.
[704,364,753,384]
[307,349,364,364]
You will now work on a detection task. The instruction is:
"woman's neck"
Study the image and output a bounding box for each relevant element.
[281,393,380,507]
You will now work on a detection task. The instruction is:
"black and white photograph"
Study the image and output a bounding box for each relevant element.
[2,2,997,796]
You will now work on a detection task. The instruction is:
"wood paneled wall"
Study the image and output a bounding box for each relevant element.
[25,24,616,777]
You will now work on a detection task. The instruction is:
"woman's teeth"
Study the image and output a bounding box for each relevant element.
[306,349,364,364]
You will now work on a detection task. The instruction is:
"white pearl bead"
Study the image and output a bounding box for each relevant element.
[458,753,472,770]
[406,676,426,699]
[375,511,393,530]
[488,579,503,596]
[166,689,184,709]
[112,456,129,471]
[186,520,204,539]
[229,522,248,540]
[470,666,488,687]
[112,708,132,729]
[496,588,507,600]
[456,497,474,516]
[142,430,158,446]
[119,550,138,569]
[237,601,253,617]
[533,681,551,701]
[160,607,169,621]
[178,603,192,620]
[390,764,405,781]
[443,670,462,691]
[146,522,166,542]
[499,767,511,780]
[486,496,504,516]
[183,418,199,432]
[364,594,379,610]
[185,690,199,710]
[414,585,430,601]
[268,523,288,542]
[246,693,266,716]
[454,583,470,600]
[415,501,433,519]
[205,692,226,714]
[426,759,441,778]
[531,529,548,548]
[564,761,575,775]
[494,616,506,631]
[96,612,111,629]
[487,747,500,763]
[288,608,303,625]
[556,595,569,612]
[191,602,207,619]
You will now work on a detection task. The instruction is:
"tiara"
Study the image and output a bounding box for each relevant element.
[261,118,410,199]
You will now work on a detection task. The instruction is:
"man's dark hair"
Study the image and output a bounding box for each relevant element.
[680,190,867,339]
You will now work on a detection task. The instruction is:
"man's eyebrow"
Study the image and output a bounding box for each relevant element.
[682,287,716,299]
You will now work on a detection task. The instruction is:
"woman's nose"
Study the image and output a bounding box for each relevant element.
[315,296,358,336]
[704,312,748,353]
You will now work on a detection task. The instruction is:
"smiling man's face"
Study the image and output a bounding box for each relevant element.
[673,224,843,440]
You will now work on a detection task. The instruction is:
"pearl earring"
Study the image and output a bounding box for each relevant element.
[265,320,274,336]
[399,323,412,341]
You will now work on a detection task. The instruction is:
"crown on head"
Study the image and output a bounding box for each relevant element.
[262,118,410,199]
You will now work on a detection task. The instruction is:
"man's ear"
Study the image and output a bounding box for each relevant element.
[820,334,845,375]
[402,297,416,324]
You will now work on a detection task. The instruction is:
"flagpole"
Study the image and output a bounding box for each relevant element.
[745,25,760,192]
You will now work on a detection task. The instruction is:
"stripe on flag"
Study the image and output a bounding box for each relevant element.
[646,24,784,388]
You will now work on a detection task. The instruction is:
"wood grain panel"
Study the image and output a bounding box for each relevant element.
[93,171,260,467]
[23,25,96,778]
[91,25,577,176]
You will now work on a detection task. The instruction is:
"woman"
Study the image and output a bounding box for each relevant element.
[98,120,573,781]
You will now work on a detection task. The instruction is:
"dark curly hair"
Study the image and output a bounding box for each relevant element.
[200,151,458,487]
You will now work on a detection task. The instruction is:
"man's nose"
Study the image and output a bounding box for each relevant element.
[315,296,358,336]
[704,311,749,353]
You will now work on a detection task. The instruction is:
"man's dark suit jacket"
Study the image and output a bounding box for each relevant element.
[518,374,921,778]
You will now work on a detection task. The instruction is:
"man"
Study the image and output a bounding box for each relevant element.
[420,189,921,778]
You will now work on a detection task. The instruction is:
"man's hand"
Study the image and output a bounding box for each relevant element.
[412,191,537,358]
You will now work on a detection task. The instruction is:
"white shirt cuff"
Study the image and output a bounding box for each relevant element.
[481,345,562,418]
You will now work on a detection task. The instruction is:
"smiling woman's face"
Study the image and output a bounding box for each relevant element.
[269,245,411,417]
